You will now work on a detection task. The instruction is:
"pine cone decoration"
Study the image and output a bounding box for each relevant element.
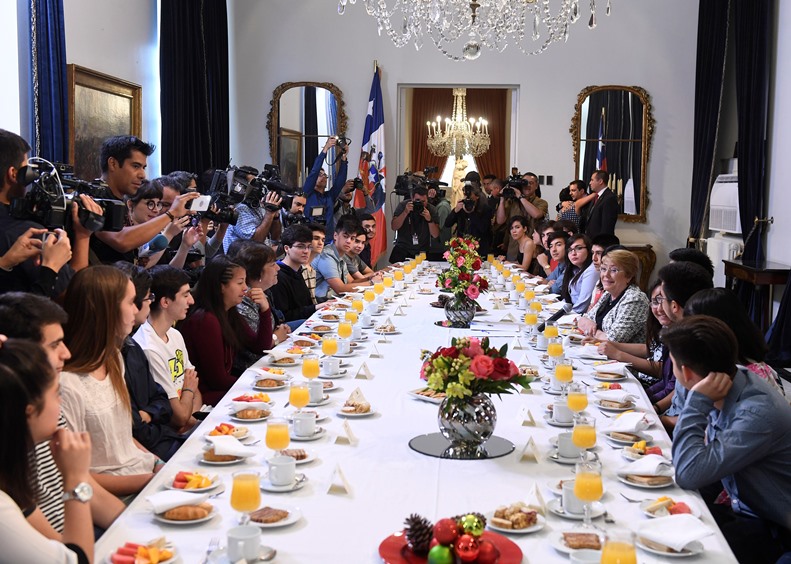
[404,513,433,556]
[452,511,488,528]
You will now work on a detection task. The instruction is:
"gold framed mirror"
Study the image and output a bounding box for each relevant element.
[570,85,655,223]
[266,82,348,187]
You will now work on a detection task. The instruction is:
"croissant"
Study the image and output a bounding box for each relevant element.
[162,502,212,521]
[203,448,240,462]
[235,408,269,419]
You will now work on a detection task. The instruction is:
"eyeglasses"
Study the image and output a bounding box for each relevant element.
[145,200,164,211]
[650,296,666,306]
[601,267,622,276]
[290,244,311,251]
[568,245,587,253]
[144,293,156,302]
[318,171,328,178]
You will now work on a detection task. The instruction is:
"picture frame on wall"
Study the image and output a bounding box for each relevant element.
[67,64,142,181]
[278,128,302,189]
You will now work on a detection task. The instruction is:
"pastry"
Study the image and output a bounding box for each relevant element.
[234,408,269,419]
[562,532,601,550]
[490,516,514,529]
[202,448,240,462]
[493,502,537,529]
[313,325,332,331]
[599,399,632,409]
[281,448,308,461]
[162,502,212,521]
[609,431,641,442]
[250,506,289,524]
[273,357,296,365]
[375,323,396,333]
[292,339,316,347]
[255,378,282,388]
[415,387,446,400]
[322,381,334,390]
[321,314,339,321]
[625,474,673,486]
[341,401,371,414]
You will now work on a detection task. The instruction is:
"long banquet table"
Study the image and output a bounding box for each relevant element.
[96,265,738,563]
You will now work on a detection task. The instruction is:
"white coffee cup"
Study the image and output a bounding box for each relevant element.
[320,356,340,376]
[505,280,515,291]
[385,287,395,299]
[550,374,563,391]
[268,454,296,486]
[557,431,582,458]
[553,401,574,424]
[365,302,378,316]
[307,380,324,403]
[490,266,498,277]
[351,323,363,340]
[337,338,352,355]
[293,412,317,437]
[360,312,372,326]
[536,334,548,351]
[227,525,261,561]
[561,480,585,515]
[395,280,405,291]
[497,274,506,284]
[570,549,602,564]
[518,297,528,310]
[509,289,519,301]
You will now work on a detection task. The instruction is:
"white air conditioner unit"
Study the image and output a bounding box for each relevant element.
[705,232,743,288]
[708,174,741,234]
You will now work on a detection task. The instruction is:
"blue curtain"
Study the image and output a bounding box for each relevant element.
[29,0,69,162]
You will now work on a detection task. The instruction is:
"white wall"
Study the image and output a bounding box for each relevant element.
[62,0,160,175]
[228,0,699,264]
[0,1,21,132]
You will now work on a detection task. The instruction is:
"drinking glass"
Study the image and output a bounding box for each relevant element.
[321,337,338,356]
[601,529,638,564]
[352,299,364,313]
[523,312,538,336]
[547,338,565,364]
[289,382,309,411]
[502,269,511,279]
[393,270,404,281]
[567,382,588,413]
[554,358,573,396]
[572,414,597,460]
[337,322,352,339]
[344,311,359,324]
[373,282,385,296]
[230,471,261,524]
[486,253,495,264]
[383,275,394,288]
[301,353,319,379]
[529,301,543,314]
[574,458,603,529]
[265,418,290,451]
[523,289,536,302]
[543,321,559,339]
[403,263,413,275]
[515,281,526,293]
[364,289,376,303]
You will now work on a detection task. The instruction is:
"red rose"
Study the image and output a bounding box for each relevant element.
[440,347,459,359]
[491,357,512,380]
[479,279,489,290]
[472,258,482,270]
[458,272,470,282]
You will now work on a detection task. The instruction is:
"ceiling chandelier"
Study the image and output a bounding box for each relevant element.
[336,0,612,61]
[427,89,490,159]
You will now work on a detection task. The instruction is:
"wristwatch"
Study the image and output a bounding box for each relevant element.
[62,482,93,503]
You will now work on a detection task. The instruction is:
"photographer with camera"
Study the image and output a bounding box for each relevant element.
[278,192,308,229]
[0,130,103,297]
[90,135,199,264]
[390,185,440,263]
[332,176,382,233]
[427,186,452,260]
[495,171,548,257]
[445,181,493,255]
[222,165,283,253]
[303,137,349,241]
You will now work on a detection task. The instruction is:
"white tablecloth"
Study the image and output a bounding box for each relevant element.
[96,266,737,563]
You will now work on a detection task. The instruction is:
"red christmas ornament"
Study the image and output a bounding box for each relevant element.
[476,539,500,564]
[433,518,459,545]
[454,534,480,562]
[429,537,440,551]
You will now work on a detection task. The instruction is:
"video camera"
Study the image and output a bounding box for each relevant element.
[11,159,125,231]
[202,164,299,225]
[394,166,448,198]
[462,181,476,211]
[502,171,528,199]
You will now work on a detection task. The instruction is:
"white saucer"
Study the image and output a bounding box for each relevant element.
[288,426,327,441]
[260,473,307,492]
[207,544,275,563]
[542,384,563,396]
[153,506,218,526]
[543,413,573,428]
[333,351,357,358]
[547,498,605,520]
[306,395,331,407]
[318,369,348,379]
[594,399,635,412]
[337,408,376,418]
[251,504,303,528]
[485,512,546,534]
[617,474,674,489]
[548,449,582,465]
[636,537,704,558]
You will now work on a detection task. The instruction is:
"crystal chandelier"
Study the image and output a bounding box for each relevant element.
[426,89,490,159]
[336,0,612,61]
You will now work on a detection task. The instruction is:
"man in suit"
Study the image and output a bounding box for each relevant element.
[583,169,618,239]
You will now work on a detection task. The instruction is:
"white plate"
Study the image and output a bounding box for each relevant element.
[317,315,341,323]
[207,545,274,563]
[250,504,303,528]
[617,474,675,489]
[247,367,289,380]
[547,498,605,521]
[593,372,626,382]
[153,506,217,525]
[285,411,330,424]
[639,499,702,519]
[317,369,348,379]
[548,449,582,465]
[374,329,399,335]
[289,426,327,441]
[260,473,307,492]
[594,399,635,412]
[275,451,316,465]
[106,545,177,564]
[542,384,563,396]
[621,448,667,462]
[332,351,357,358]
[337,408,376,418]
[306,326,334,334]
[543,413,573,428]
[485,512,546,534]
[604,431,653,446]
[323,384,342,393]
[408,389,446,405]
[548,531,603,555]
[636,537,704,558]
[203,426,249,442]
[164,473,221,493]
[306,395,331,407]
[229,413,270,423]
[252,382,288,392]
[196,454,246,466]
[268,357,301,368]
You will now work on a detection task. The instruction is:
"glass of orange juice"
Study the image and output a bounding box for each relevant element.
[403,263,413,275]
[344,311,358,324]
[265,418,290,451]
[352,299,364,313]
[383,275,394,288]
[574,458,603,529]
[302,353,319,379]
[601,530,637,564]
[337,321,352,339]
[486,253,495,264]
[373,282,385,295]
[547,339,564,361]
[231,471,261,524]
[321,337,338,356]
[529,301,543,314]
[394,270,404,281]
[567,382,588,413]
[523,289,536,302]
[364,289,376,303]
[502,269,511,279]
[572,414,597,457]
[289,382,309,411]
[544,321,559,339]
[515,281,526,293]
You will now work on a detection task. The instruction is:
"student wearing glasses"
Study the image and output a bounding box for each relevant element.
[560,234,598,313]
[271,224,320,323]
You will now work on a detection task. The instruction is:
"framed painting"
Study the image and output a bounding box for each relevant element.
[278,128,302,188]
[67,64,142,181]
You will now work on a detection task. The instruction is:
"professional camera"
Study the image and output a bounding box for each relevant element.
[502,171,528,199]
[333,136,351,153]
[352,178,364,191]
[411,200,425,215]
[462,182,476,211]
[394,166,448,198]
[10,160,125,231]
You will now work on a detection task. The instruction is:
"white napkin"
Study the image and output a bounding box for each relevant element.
[637,514,714,553]
[594,361,630,374]
[567,345,607,360]
[524,277,540,286]
[206,435,256,458]
[231,399,271,412]
[558,313,579,326]
[544,301,567,312]
[247,367,289,381]
[617,454,674,477]
[265,349,300,361]
[534,284,549,292]
[595,389,637,404]
[605,412,649,433]
[146,490,210,513]
[524,482,547,516]
[539,293,560,302]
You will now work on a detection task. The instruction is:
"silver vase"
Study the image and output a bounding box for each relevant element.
[437,393,497,453]
[443,294,477,328]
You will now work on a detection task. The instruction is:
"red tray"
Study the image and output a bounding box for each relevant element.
[379,530,523,563]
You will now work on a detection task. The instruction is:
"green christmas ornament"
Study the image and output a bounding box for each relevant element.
[459,513,484,537]
[427,544,454,564]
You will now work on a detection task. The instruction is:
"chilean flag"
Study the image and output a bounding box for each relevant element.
[596,107,607,171]
[356,67,387,265]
